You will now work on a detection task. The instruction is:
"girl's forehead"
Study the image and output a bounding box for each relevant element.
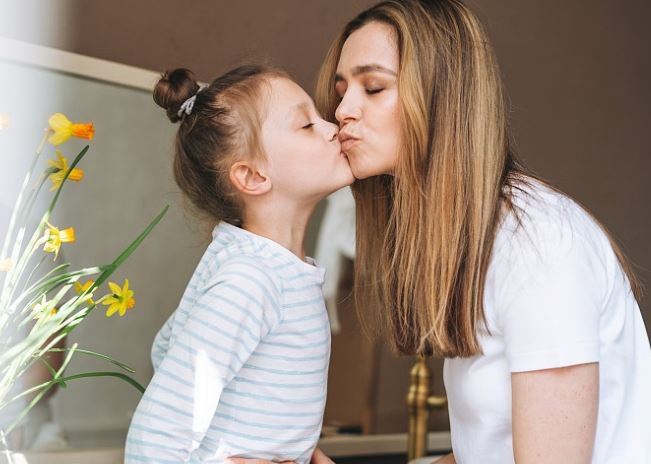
[264,78,314,127]
[266,78,312,119]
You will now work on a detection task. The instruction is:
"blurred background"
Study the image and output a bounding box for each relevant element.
[1,0,649,457]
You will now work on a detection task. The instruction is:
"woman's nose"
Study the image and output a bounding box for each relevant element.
[335,92,361,124]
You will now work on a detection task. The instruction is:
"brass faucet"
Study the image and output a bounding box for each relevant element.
[406,356,447,461]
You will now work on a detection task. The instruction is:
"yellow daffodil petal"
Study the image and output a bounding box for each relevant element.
[74,280,95,304]
[43,241,61,258]
[47,152,84,190]
[75,280,94,293]
[43,222,75,259]
[48,113,72,131]
[102,279,136,317]
[105,303,119,318]
[48,151,67,170]
[102,296,119,307]
[47,113,73,146]
[43,242,58,253]
[108,281,122,296]
[48,172,64,191]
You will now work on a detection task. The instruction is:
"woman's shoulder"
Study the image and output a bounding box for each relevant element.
[500,176,605,248]
[490,176,617,290]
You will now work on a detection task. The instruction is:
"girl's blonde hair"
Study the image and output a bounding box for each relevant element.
[316,0,641,357]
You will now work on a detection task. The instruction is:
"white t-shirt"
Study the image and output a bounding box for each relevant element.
[444,179,651,463]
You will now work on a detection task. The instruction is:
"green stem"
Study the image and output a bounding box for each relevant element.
[36,356,66,388]
[0,131,48,269]
[20,255,46,296]
[4,369,145,412]
[45,347,136,373]
[21,171,50,235]
[47,145,88,216]
[3,342,78,435]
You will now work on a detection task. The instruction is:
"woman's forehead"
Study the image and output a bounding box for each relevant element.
[337,22,398,76]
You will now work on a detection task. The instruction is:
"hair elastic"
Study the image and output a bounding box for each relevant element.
[177,85,208,118]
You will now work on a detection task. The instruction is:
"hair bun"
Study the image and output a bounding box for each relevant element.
[153,68,200,123]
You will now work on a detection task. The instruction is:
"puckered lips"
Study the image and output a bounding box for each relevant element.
[338,130,360,151]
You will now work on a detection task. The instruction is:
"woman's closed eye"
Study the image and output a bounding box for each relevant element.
[366,87,384,95]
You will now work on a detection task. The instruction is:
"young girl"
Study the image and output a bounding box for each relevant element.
[124,65,353,463]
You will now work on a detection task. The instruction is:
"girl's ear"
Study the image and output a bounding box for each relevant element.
[229,161,271,196]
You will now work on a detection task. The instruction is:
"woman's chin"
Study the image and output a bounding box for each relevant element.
[345,154,390,180]
[350,164,380,180]
[345,159,365,180]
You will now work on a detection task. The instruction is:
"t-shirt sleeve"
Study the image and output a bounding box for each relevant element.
[125,257,282,463]
[495,220,605,373]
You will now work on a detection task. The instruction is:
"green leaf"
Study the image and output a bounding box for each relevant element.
[46,348,136,373]
[47,145,89,215]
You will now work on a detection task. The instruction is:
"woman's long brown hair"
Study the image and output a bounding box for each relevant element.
[316,0,642,357]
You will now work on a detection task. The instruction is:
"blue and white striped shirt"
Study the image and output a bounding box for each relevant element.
[125,222,329,463]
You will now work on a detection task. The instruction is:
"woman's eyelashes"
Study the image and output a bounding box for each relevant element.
[334,84,385,100]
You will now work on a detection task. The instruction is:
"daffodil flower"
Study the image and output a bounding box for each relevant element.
[102,279,136,317]
[48,151,84,191]
[74,279,95,305]
[32,295,58,319]
[47,113,94,146]
[43,221,75,259]
[0,257,13,272]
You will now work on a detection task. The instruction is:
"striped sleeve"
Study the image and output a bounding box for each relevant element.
[125,258,282,463]
[150,314,173,370]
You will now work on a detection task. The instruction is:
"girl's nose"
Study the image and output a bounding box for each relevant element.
[321,120,338,142]
[328,123,338,142]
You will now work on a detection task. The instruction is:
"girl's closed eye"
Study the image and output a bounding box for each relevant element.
[302,122,315,130]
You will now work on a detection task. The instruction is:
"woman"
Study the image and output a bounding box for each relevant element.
[313,0,651,463]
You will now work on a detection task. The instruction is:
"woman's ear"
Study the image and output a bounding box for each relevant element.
[229,161,272,196]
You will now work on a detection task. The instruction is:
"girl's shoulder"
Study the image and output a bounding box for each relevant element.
[203,221,325,290]
[203,222,282,285]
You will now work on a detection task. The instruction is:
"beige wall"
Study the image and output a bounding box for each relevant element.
[2,0,649,438]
